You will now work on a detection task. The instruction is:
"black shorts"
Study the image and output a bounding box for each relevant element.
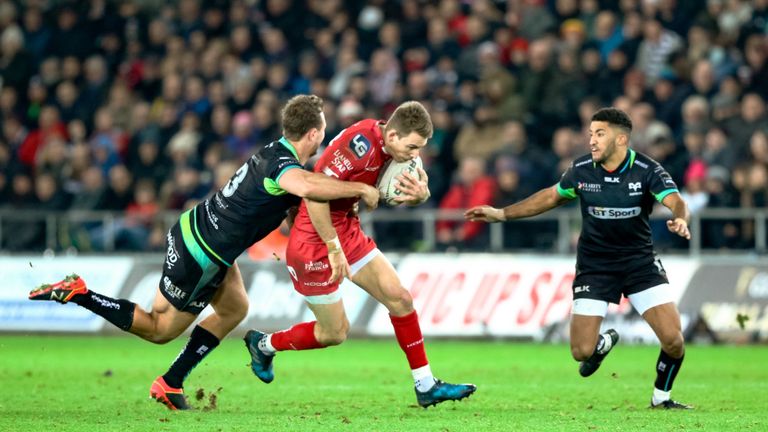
[572,255,669,304]
[160,222,228,314]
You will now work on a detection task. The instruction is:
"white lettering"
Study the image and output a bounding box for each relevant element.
[587,206,642,219]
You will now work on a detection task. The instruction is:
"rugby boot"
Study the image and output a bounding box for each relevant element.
[244,330,275,383]
[579,329,620,377]
[650,399,693,410]
[416,379,477,408]
[149,376,191,410]
[28,274,88,303]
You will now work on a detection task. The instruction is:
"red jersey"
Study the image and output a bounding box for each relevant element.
[292,119,392,241]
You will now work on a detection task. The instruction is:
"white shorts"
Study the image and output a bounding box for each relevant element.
[572,283,673,317]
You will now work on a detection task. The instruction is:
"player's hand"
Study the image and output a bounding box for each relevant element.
[327,250,351,283]
[666,217,691,240]
[464,205,506,223]
[359,184,379,210]
[393,167,430,205]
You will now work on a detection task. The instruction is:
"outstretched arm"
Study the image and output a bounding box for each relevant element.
[304,199,351,283]
[662,192,691,240]
[279,168,379,209]
[465,185,571,222]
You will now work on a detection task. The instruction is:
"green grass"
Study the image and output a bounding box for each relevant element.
[0,336,765,431]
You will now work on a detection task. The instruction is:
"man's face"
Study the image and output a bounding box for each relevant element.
[589,121,619,164]
[309,114,327,156]
[385,130,428,162]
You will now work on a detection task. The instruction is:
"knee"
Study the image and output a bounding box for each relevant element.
[661,332,685,357]
[316,318,350,346]
[570,342,594,361]
[383,287,414,315]
[221,298,249,325]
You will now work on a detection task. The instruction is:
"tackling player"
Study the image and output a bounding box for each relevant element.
[244,101,477,408]
[466,108,692,409]
[28,95,380,410]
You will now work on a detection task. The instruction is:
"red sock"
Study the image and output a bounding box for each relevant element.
[390,311,429,369]
[271,321,324,351]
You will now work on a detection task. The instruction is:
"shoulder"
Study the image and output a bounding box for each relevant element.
[630,151,657,171]
[571,154,594,170]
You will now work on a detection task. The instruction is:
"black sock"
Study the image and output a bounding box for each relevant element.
[71,291,135,331]
[163,325,220,389]
[654,349,684,392]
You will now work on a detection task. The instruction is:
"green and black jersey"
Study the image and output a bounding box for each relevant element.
[557,149,678,272]
[180,137,303,269]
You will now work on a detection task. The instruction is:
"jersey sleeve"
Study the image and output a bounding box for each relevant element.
[267,152,302,182]
[556,163,578,200]
[648,163,679,202]
[315,127,374,180]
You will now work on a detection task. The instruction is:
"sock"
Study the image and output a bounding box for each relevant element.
[258,333,276,355]
[162,325,220,389]
[596,332,613,355]
[270,321,324,351]
[412,364,437,392]
[654,349,684,396]
[652,388,671,406]
[390,311,430,371]
[71,291,136,331]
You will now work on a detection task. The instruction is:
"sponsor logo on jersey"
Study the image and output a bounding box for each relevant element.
[330,149,354,175]
[577,182,602,193]
[214,193,228,209]
[204,200,220,230]
[634,160,648,168]
[305,260,329,272]
[604,176,620,183]
[364,165,381,172]
[166,231,178,270]
[588,206,642,219]
[163,276,187,300]
[574,159,593,167]
[628,182,642,191]
[349,133,371,158]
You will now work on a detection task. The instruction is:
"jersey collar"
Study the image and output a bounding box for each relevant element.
[278,136,300,160]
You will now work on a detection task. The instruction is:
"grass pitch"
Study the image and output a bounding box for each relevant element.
[0,335,765,431]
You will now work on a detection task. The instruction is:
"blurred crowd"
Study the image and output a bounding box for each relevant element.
[0,0,766,252]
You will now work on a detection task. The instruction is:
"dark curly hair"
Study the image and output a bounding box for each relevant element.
[591,107,632,133]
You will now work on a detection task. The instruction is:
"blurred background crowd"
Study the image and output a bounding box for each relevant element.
[0,0,766,253]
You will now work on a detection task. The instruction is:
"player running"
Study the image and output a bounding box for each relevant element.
[466,108,692,409]
[28,95,380,410]
[244,101,476,408]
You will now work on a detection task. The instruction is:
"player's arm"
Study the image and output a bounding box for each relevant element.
[304,199,351,283]
[662,192,691,240]
[465,185,570,222]
[278,168,379,209]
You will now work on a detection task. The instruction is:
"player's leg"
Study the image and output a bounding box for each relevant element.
[245,297,348,383]
[628,285,691,409]
[158,263,248,398]
[29,273,196,343]
[570,275,621,377]
[350,252,476,407]
[244,235,349,383]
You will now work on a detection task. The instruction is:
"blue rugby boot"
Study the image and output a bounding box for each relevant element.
[416,379,477,408]
[244,330,275,383]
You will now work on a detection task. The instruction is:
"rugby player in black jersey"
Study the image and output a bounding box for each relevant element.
[466,108,692,409]
[28,95,380,410]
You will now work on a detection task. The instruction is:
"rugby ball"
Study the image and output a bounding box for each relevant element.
[377,156,423,206]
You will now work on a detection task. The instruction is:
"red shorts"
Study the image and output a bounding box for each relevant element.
[286,220,378,297]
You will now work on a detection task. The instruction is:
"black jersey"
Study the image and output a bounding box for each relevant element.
[556,149,678,271]
[185,137,303,267]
